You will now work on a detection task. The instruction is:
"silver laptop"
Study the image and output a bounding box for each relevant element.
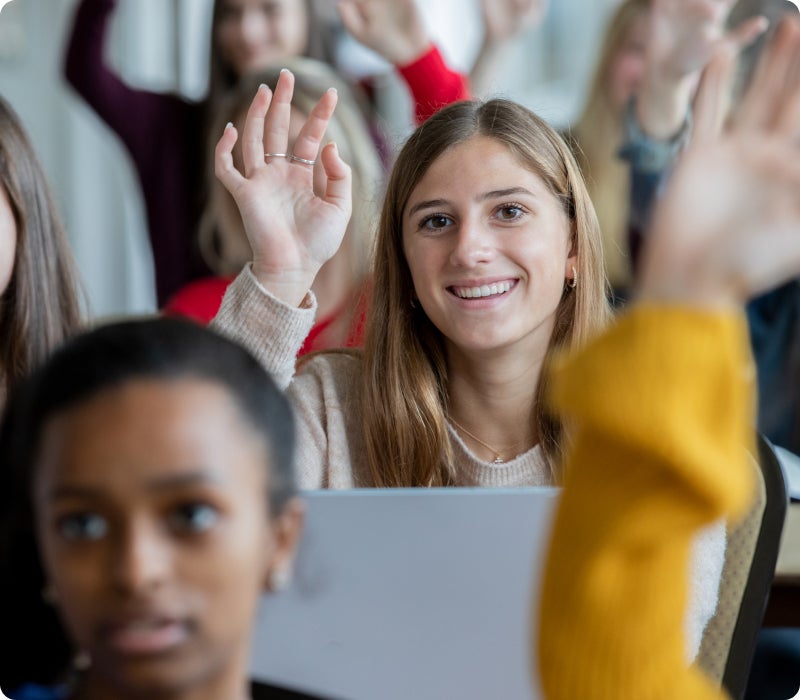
[249,487,559,700]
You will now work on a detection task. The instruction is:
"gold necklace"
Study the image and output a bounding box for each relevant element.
[448,417,530,464]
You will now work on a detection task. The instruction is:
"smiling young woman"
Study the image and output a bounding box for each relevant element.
[210,72,611,491]
[208,71,721,663]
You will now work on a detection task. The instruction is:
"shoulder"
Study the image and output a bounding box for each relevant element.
[294,351,363,402]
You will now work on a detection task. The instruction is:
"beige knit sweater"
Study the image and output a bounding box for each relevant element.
[211,266,552,490]
[212,266,723,659]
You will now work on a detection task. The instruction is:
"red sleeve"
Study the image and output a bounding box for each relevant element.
[397,44,472,125]
[162,277,234,326]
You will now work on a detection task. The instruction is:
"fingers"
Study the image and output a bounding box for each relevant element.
[727,15,769,51]
[263,69,295,161]
[241,84,272,177]
[291,88,338,164]
[320,141,353,219]
[736,16,800,131]
[215,122,245,194]
[692,45,737,143]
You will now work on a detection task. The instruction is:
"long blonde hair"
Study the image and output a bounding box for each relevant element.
[360,99,611,487]
[571,0,650,291]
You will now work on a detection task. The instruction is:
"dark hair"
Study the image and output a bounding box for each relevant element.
[0,96,84,396]
[0,316,296,691]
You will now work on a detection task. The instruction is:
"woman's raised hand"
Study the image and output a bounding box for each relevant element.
[638,16,800,308]
[215,69,352,307]
[337,0,430,67]
[638,0,767,138]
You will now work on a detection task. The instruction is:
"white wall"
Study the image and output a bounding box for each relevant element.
[0,0,620,319]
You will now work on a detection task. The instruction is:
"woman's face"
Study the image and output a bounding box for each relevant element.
[215,0,309,78]
[607,11,650,112]
[0,183,17,297]
[402,135,575,359]
[33,377,302,697]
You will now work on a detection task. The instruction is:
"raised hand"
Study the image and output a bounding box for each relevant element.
[471,0,547,96]
[337,0,430,66]
[638,0,767,138]
[638,17,800,308]
[479,0,548,44]
[215,69,352,307]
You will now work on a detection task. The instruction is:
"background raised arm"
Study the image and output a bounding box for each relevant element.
[636,0,767,139]
[639,16,800,307]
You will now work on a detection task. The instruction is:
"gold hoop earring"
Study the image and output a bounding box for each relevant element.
[568,265,577,290]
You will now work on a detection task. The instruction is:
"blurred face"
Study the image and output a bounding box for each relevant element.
[402,135,575,358]
[215,0,309,78]
[0,183,17,296]
[33,377,302,698]
[607,11,650,112]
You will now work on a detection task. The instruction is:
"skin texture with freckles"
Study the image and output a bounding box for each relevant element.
[33,377,301,700]
[402,134,576,361]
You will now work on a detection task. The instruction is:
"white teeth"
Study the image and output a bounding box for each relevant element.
[453,281,512,299]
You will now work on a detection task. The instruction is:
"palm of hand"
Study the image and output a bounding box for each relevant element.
[232,161,349,277]
[214,74,352,306]
[643,136,800,305]
[650,0,730,78]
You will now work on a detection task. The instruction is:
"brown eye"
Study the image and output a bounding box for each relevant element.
[420,214,452,231]
[497,205,524,221]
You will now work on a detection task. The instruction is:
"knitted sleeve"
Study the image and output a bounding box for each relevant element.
[538,305,756,700]
[210,266,316,390]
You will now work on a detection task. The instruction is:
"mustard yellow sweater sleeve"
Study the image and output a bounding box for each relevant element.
[538,305,757,700]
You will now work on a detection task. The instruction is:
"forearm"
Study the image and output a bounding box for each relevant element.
[210,265,317,390]
[539,306,755,700]
[636,72,696,140]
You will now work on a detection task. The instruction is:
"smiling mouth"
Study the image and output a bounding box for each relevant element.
[449,281,515,299]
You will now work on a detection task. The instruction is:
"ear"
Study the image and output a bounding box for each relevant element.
[264,497,305,593]
[564,222,578,282]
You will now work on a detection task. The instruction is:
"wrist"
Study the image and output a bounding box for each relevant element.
[636,73,695,140]
[393,37,433,69]
[250,260,317,308]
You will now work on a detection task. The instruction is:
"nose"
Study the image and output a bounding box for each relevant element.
[448,220,495,269]
[238,7,266,47]
[110,520,171,596]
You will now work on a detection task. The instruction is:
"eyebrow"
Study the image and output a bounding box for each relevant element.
[406,188,537,218]
[49,471,222,501]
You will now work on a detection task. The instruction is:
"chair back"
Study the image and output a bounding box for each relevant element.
[696,433,788,699]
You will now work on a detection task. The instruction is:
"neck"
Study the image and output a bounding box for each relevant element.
[446,343,545,463]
